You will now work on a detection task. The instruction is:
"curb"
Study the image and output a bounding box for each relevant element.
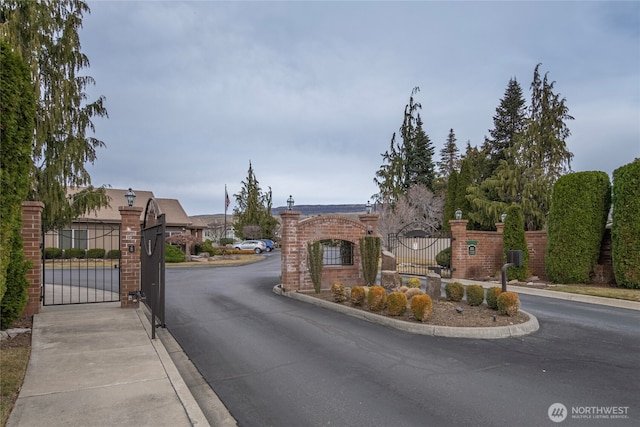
[273,285,539,339]
[136,306,211,426]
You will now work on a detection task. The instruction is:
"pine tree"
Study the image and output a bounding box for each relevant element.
[437,128,460,180]
[1,0,109,230]
[486,78,527,174]
[405,115,436,191]
[441,170,458,231]
[233,162,277,239]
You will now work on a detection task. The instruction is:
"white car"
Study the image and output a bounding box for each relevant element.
[233,240,267,254]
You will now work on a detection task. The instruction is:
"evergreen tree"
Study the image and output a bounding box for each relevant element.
[373,134,404,205]
[437,128,460,180]
[0,41,34,322]
[441,169,458,231]
[1,0,109,231]
[486,78,527,174]
[502,204,529,281]
[233,162,277,240]
[405,115,436,191]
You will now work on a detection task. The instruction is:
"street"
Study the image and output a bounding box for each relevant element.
[165,254,639,427]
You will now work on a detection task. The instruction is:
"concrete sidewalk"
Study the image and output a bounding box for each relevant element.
[7,302,215,427]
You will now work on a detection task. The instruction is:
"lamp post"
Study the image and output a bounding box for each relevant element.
[125,188,136,207]
[365,200,372,214]
[501,212,507,223]
[455,209,462,220]
[287,195,295,210]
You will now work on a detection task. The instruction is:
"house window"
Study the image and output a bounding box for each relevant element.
[59,229,88,250]
[321,239,354,266]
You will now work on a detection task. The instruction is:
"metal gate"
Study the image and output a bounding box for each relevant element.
[387,222,453,277]
[140,198,166,337]
[43,220,121,305]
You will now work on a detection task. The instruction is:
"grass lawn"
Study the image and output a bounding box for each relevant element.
[547,284,640,302]
[0,346,30,425]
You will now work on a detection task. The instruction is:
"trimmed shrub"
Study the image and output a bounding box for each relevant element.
[503,204,529,281]
[307,241,323,293]
[165,244,185,263]
[435,247,451,268]
[106,249,121,259]
[405,288,424,301]
[445,282,464,302]
[350,286,366,306]
[44,247,63,259]
[546,171,611,284]
[331,282,347,302]
[87,248,105,259]
[65,248,86,259]
[219,237,234,246]
[387,292,407,316]
[497,292,520,316]
[367,285,387,312]
[410,294,433,322]
[196,240,219,257]
[398,286,409,293]
[612,161,640,289]
[486,287,502,310]
[406,277,421,289]
[465,284,484,306]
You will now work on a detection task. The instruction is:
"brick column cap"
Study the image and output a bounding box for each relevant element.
[118,206,144,214]
[21,201,45,209]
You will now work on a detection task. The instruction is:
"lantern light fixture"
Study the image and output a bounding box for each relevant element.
[125,188,136,207]
[287,195,295,210]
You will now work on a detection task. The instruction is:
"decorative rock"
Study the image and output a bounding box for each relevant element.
[381,250,396,271]
[425,273,442,300]
[380,270,401,291]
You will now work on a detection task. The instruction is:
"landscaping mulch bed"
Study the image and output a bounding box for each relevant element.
[305,291,529,327]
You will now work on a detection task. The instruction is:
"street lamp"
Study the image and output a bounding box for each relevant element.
[287,195,295,210]
[455,209,462,220]
[125,188,136,207]
[501,212,507,223]
[366,200,372,214]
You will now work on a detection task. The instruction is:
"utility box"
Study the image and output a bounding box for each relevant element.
[507,250,523,267]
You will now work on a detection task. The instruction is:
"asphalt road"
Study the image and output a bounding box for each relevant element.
[165,253,639,427]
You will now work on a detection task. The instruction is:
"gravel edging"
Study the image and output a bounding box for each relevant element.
[273,285,539,339]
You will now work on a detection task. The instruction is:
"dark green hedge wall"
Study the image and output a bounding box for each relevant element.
[612,161,640,289]
[0,41,35,327]
[502,204,529,281]
[545,171,611,284]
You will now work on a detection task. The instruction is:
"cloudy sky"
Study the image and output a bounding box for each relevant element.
[79,0,640,215]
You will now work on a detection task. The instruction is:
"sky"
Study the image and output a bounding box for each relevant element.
[79,0,640,216]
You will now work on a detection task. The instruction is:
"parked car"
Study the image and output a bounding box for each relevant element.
[233,240,267,254]
[260,239,275,252]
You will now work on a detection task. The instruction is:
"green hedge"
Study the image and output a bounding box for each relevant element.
[435,247,451,268]
[612,161,640,288]
[106,249,121,259]
[64,248,86,259]
[87,248,106,259]
[44,247,63,259]
[503,205,529,281]
[546,171,611,284]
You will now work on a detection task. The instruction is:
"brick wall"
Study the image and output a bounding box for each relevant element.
[280,212,379,292]
[451,220,549,281]
[21,202,44,317]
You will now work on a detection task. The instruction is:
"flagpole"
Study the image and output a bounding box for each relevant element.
[224,185,228,241]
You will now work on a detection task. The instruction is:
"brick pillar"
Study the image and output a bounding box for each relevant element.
[358,213,379,236]
[450,219,469,279]
[280,210,301,292]
[496,222,505,234]
[119,206,143,308]
[21,202,44,317]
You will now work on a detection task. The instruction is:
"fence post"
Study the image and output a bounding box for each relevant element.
[21,201,44,317]
[119,206,143,308]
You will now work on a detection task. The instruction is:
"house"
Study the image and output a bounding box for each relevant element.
[44,187,204,255]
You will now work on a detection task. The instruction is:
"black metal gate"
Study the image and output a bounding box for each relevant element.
[141,198,166,337]
[43,220,121,305]
[387,222,453,277]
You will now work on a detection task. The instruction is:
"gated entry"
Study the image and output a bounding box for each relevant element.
[140,198,166,337]
[387,222,453,277]
[43,220,121,305]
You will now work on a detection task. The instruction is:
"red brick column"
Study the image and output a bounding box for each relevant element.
[280,210,301,292]
[119,206,143,308]
[450,219,469,279]
[21,201,44,317]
